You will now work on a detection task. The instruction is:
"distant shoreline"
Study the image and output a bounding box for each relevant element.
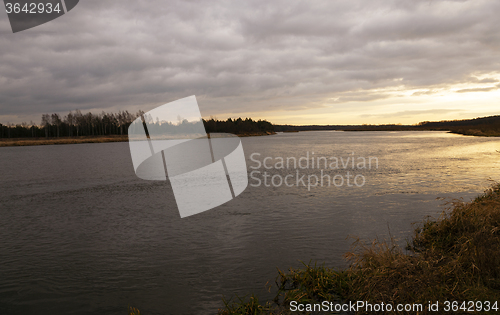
[344,129,500,137]
[2,129,498,147]
[342,129,500,137]
[285,129,500,137]
[274,115,500,136]
[293,129,499,137]
[0,132,276,147]
[0,135,129,147]
[449,129,500,137]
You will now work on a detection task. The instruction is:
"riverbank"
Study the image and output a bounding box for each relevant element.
[0,132,276,147]
[279,128,500,137]
[218,184,500,315]
[0,135,129,147]
[237,131,277,137]
[344,128,500,137]
[450,129,500,137]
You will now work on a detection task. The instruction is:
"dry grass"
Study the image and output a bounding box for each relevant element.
[234,131,277,137]
[0,135,129,147]
[450,129,500,137]
[127,306,142,315]
[0,132,276,148]
[218,184,500,315]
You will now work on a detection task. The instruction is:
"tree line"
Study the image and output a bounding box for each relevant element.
[274,115,500,133]
[0,111,275,139]
[0,110,142,139]
[203,117,274,134]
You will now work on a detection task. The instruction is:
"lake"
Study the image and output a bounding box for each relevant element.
[1,131,499,314]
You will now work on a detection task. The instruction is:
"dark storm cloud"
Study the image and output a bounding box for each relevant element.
[1,0,499,123]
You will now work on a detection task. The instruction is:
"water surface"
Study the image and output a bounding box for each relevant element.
[1,131,499,314]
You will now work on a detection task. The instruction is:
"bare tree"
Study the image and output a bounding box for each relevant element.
[29,120,36,137]
[41,114,50,138]
[74,110,83,136]
[51,114,62,137]
[65,112,74,137]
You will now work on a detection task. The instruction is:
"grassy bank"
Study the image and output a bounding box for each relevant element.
[218,184,500,314]
[237,131,277,137]
[449,129,500,137]
[0,132,276,147]
[0,135,129,147]
[274,115,500,137]
[344,128,500,137]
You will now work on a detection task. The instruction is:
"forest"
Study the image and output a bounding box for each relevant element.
[2,112,498,139]
[0,111,276,139]
[275,115,500,136]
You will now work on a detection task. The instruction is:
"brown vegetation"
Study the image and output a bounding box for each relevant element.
[450,129,500,137]
[0,135,129,147]
[218,184,500,314]
[0,132,276,147]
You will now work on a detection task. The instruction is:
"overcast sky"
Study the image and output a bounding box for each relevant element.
[1,0,499,125]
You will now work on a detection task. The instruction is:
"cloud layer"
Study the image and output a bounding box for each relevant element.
[1,0,499,124]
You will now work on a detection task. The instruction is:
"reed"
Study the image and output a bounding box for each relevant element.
[127,306,142,315]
